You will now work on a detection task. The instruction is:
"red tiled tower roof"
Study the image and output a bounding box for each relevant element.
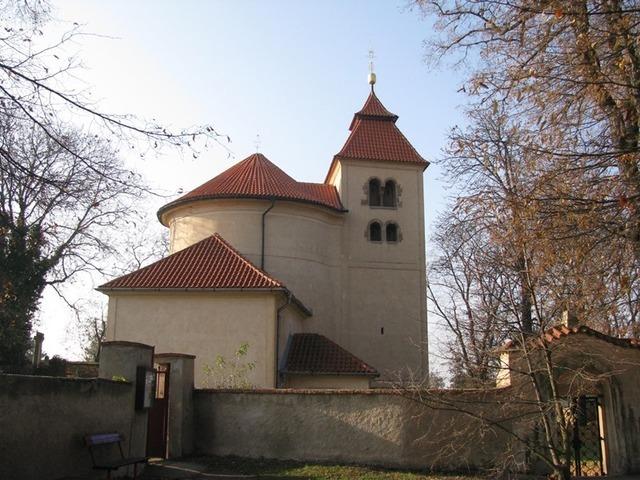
[283,333,378,376]
[351,91,399,125]
[326,90,428,182]
[159,153,345,223]
[98,233,284,291]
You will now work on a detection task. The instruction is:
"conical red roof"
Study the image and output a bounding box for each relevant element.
[326,91,427,182]
[159,153,344,221]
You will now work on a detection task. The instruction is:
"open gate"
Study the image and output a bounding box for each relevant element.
[571,396,607,476]
[146,363,170,459]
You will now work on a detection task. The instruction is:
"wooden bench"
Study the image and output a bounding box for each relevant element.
[85,433,147,479]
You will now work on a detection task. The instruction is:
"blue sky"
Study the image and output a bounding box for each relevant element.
[41,1,468,362]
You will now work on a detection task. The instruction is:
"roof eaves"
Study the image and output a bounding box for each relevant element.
[495,324,640,354]
[332,154,429,169]
[288,293,313,318]
[96,286,289,294]
[282,370,379,377]
[158,193,347,225]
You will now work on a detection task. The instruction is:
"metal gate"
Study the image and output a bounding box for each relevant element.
[571,396,607,476]
[146,363,170,459]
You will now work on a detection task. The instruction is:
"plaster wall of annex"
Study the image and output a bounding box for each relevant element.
[164,199,345,339]
[105,291,279,388]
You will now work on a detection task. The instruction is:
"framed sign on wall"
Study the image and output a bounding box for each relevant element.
[135,366,156,410]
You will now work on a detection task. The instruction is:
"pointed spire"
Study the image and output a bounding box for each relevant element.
[368,49,377,90]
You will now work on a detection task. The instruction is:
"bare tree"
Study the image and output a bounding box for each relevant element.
[0,0,228,368]
[428,211,510,386]
[0,0,229,173]
[423,104,640,478]
[415,0,640,259]
[72,301,106,362]
[400,329,640,479]
[0,116,145,369]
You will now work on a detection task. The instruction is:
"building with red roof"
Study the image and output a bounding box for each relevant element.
[100,80,428,389]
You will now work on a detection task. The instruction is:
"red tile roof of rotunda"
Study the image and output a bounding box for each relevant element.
[158,153,345,222]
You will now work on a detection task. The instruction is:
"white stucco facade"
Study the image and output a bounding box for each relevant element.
[156,157,428,383]
[102,89,429,388]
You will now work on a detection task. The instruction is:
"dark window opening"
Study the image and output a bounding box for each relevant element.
[369,222,382,242]
[380,327,384,335]
[368,178,381,206]
[386,223,398,242]
[383,180,396,207]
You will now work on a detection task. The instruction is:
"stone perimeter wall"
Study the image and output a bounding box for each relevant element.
[194,388,512,472]
[0,374,135,480]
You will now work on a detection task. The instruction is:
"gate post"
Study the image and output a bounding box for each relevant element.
[154,353,195,458]
[99,341,155,474]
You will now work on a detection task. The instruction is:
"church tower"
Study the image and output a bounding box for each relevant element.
[326,80,429,382]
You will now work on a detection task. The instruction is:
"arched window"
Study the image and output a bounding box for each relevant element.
[368,178,381,206]
[386,222,398,242]
[369,221,382,242]
[383,180,396,207]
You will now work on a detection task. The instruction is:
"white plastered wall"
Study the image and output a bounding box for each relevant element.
[163,199,344,340]
[328,158,428,382]
[104,291,278,388]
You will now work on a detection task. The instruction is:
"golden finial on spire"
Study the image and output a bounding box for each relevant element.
[368,49,377,89]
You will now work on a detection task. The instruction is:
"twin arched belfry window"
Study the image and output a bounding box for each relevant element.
[368,221,400,243]
[368,178,397,208]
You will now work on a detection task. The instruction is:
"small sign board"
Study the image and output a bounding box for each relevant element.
[135,366,156,410]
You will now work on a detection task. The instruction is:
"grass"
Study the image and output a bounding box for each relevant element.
[196,455,485,479]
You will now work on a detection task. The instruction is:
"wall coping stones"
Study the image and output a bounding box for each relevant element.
[101,340,154,350]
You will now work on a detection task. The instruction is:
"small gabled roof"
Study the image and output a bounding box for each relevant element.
[543,324,640,349]
[499,324,640,352]
[159,153,345,223]
[98,233,283,290]
[326,90,427,183]
[283,333,378,376]
[97,234,310,317]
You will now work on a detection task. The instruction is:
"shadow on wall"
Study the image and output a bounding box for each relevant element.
[0,375,134,480]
